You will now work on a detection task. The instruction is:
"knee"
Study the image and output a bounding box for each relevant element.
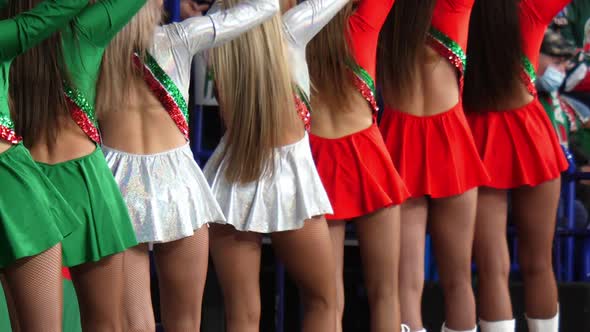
[301,286,338,316]
[365,279,398,307]
[476,255,511,283]
[226,302,261,328]
[519,255,554,279]
[439,272,473,297]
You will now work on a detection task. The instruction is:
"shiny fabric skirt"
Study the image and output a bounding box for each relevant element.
[37,146,138,267]
[309,124,410,221]
[203,132,333,233]
[466,99,568,189]
[0,143,81,268]
[103,143,225,243]
[379,103,490,198]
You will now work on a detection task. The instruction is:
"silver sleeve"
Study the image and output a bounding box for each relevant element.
[282,0,349,46]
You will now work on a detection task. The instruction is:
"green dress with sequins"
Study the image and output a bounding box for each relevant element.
[0,0,89,268]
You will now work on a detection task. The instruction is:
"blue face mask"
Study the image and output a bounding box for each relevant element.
[537,65,566,92]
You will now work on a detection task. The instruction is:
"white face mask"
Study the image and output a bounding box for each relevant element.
[537,64,566,92]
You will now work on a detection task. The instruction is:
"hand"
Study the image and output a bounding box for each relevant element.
[180,0,211,20]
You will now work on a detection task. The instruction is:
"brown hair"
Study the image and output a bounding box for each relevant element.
[306,3,355,111]
[2,0,69,148]
[463,0,523,110]
[377,0,435,106]
[211,0,297,183]
[96,0,162,115]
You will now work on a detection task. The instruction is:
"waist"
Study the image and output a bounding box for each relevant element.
[29,124,96,165]
[100,109,187,155]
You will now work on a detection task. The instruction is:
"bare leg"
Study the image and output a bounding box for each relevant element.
[121,244,155,332]
[209,224,262,332]
[2,244,63,332]
[430,189,478,330]
[399,198,428,331]
[472,187,513,321]
[512,179,561,318]
[327,221,346,332]
[154,227,209,332]
[70,252,125,332]
[271,217,337,332]
[354,207,402,332]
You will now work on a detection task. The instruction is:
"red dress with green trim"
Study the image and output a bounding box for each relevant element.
[379,0,490,199]
[465,0,569,189]
[309,0,410,221]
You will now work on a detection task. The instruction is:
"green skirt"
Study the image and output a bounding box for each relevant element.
[0,143,81,269]
[37,146,138,267]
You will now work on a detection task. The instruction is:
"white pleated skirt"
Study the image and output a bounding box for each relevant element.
[103,143,225,243]
[203,132,333,233]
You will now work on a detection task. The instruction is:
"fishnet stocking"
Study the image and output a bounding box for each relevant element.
[69,252,125,332]
[121,244,155,332]
[2,243,63,332]
[154,226,209,332]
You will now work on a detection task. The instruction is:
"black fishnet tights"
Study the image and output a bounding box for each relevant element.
[1,243,63,332]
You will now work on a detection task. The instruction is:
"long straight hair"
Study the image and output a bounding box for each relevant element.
[463,0,523,110]
[377,0,435,106]
[211,0,296,184]
[96,0,162,115]
[306,3,355,111]
[2,0,69,148]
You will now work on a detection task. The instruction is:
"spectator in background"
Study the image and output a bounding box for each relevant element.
[537,27,580,148]
[540,25,590,230]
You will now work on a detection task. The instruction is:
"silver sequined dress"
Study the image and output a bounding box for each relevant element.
[103,0,280,243]
[203,0,348,233]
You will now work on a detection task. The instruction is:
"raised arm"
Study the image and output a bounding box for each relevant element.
[0,0,88,60]
[155,0,279,56]
[521,0,571,24]
[71,0,147,47]
[351,0,394,31]
[283,0,349,47]
[430,0,475,50]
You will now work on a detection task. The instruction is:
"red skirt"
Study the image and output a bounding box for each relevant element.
[466,99,568,189]
[309,124,410,220]
[379,103,490,198]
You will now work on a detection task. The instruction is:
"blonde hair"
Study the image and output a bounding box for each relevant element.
[211,0,296,184]
[306,4,355,111]
[96,0,162,115]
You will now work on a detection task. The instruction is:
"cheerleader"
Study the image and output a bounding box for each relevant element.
[0,1,89,329]
[96,0,279,329]
[204,0,347,330]
[306,1,410,330]
[464,0,571,331]
[377,1,487,331]
[8,0,146,330]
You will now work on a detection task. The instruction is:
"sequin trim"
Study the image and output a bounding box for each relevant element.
[63,84,101,143]
[427,27,466,73]
[348,63,379,117]
[520,55,538,96]
[134,53,190,140]
[0,113,21,144]
[294,93,311,132]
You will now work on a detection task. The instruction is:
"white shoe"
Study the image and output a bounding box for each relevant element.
[441,322,477,332]
[526,312,559,332]
[479,319,515,332]
[401,324,411,332]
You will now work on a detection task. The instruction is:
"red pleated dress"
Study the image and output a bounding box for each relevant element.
[309,0,410,221]
[465,0,569,189]
[379,0,490,199]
